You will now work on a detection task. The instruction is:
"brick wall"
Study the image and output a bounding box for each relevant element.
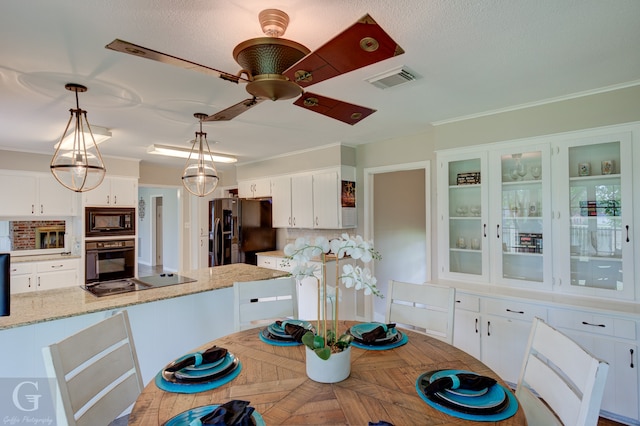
[10,220,65,250]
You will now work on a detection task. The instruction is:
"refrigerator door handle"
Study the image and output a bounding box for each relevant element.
[213,218,221,266]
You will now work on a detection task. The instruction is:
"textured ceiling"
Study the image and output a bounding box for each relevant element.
[1,0,639,173]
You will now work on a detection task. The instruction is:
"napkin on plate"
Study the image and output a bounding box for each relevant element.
[166,346,228,373]
[360,323,396,343]
[275,320,307,342]
[195,400,255,425]
[423,372,496,396]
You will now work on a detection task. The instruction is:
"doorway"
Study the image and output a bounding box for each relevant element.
[152,196,163,269]
[364,161,430,322]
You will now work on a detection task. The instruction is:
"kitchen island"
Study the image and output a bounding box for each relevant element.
[0,263,289,385]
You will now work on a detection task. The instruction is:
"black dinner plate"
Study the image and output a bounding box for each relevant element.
[162,357,239,384]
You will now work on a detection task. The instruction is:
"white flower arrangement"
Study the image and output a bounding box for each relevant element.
[282,233,382,359]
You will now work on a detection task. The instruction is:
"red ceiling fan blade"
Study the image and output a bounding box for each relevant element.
[203,97,266,122]
[293,92,376,125]
[106,39,249,83]
[283,14,404,88]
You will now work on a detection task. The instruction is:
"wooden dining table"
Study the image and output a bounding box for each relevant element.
[129,321,526,425]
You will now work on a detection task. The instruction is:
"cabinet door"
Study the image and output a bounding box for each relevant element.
[10,274,36,293]
[297,275,319,320]
[563,330,638,420]
[553,132,634,300]
[37,269,77,290]
[0,174,37,216]
[110,177,137,206]
[252,179,271,198]
[437,151,489,281]
[271,176,292,227]
[38,175,76,216]
[491,144,552,289]
[453,309,481,359]
[84,179,112,206]
[481,314,532,384]
[291,174,313,228]
[313,172,340,229]
[237,181,255,198]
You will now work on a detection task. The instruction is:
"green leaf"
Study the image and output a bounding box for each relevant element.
[301,331,315,349]
[314,347,331,360]
[313,335,325,348]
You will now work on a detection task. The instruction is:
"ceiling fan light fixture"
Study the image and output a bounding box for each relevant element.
[50,83,106,193]
[258,9,289,38]
[181,113,219,197]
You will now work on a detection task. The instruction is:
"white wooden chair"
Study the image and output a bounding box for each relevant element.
[515,317,609,426]
[42,310,143,426]
[233,276,298,331]
[385,280,455,343]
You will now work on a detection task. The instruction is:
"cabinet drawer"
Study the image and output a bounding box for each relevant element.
[454,293,480,312]
[483,298,546,322]
[257,256,278,270]
[548,309,636,340]
[37,259,78,273]
[10,263,34,275]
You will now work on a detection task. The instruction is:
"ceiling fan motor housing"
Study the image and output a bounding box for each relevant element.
[233,37,310,100]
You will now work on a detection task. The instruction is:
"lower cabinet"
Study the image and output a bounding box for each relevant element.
[10,258,79,293]
[453,293,545,385]
[548,309,639,421]
[453,290,640,423]
[257,254,362,322]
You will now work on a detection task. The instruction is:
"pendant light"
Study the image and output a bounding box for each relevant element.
[50,83,106,192]
[182,113,219,197]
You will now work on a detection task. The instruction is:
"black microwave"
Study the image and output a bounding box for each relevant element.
[85,207,135,237]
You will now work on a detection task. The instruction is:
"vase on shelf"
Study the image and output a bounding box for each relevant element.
[305,345,351,383]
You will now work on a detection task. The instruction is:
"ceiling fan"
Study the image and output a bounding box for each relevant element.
[106,9,404,125]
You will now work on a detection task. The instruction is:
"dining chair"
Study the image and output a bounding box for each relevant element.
[233,276,298,331]
[42,310,143,426]
[515,317,609,426]
[385,280,456,343]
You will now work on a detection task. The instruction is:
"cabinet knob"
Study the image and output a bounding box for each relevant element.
[114,195,118,204]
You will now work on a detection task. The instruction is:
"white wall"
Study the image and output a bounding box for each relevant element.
[138,186,180,272]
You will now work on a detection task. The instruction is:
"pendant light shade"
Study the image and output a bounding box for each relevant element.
[50,83,106,192]
[182,113,219,197]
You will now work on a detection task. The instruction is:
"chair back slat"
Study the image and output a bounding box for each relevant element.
[234,277,298,331]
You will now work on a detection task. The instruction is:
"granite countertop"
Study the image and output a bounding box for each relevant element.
[0,263,289,330]
[11,253,82,263]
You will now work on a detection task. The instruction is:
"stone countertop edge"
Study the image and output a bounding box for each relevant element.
[0,263,289,330]
[10,253,82,263]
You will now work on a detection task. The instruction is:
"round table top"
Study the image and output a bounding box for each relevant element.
[129,321,526,425]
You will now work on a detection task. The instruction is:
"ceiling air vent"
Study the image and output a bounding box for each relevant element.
[365,66,418,89]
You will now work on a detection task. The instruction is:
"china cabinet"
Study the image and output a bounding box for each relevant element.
[552,132,634,300]
[0,172,76,217]
[84,176,137,207]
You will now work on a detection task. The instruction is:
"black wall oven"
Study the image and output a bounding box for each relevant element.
[85,207,135,237]
[85,239,135,284]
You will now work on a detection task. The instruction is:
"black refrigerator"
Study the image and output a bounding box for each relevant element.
[209,198,276,266]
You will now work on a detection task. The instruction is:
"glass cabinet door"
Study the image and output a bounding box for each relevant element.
[494,145,551,287]
[438,152,489,281]
[556,133,633,299]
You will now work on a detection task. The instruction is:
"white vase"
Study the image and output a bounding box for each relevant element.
[305,346,351,383]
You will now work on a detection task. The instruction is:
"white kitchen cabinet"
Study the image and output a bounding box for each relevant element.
[548,308,639,421]
[271,174,313,228]
[238,178,271,198]
[84,176,137,206]
[271,167,356,229]
[552,132,634,300]
[0,172,76,217]
[453,292,546,385]
[10,258,79,294]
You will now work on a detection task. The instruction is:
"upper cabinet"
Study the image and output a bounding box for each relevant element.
[271,167,356,229]
[437,123,638,301]
[84,176,137,207]
[552,132,634,300]
[238,178,271,199]
[0,172,76,217]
